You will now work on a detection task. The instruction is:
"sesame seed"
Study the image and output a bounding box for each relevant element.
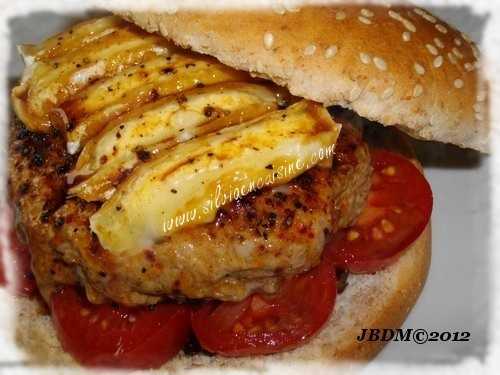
[426,44,438,56]
[414,62,426,75]
[382,87,394,99]
[413,8,425,16]
[473,103,482,112]
[324,45,338,59]
[388,10,402,21]
[304,44,317,56]
[452,47,464,59]
[424,13,437,23]
[422,12,437,23]
[433,55,443,68]
[373,57,387,71]
[402,31,411,42]
[350,86,362,101]
[434,37,444,49]
[336,11,346,20]
[475,113,484,121]
[462,32,472,43]
[358,16,372,25]
[435,24,448,34]
[448,52,457,64]
[361,8,374,17]
[359,52,371,65]
[403,19,416,32]
[414,8,436,23]
[272,4,286,15]
[477,91,487,102]
[472,45,480,60]
[413,84,424,97]
[454,79,464,88]
[454,38,462,46]
[263,32,274,50]
[464,62,474,72]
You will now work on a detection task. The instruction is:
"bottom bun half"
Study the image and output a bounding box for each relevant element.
[14,223,431,370]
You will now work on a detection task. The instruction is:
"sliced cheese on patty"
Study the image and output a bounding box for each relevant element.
[90,101,341,254]
[12,16,247,143]
[69,82,279,201]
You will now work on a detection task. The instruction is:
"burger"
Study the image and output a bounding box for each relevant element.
[5,4,488,370]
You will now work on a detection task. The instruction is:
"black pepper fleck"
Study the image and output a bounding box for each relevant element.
[40,211,50,223]
[162,67,175,74]
[54,217,65,227]
[135,149,151,162]
[203,105,214,117]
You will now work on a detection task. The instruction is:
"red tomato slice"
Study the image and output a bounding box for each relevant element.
[326,149,433,273]
[51,287,191,369]
[191,257,336,356]
[0,206,37,296]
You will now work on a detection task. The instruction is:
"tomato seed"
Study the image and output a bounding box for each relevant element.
[248,325,262,334]
[382,166,396,176]
[80,308,90,317]
[233,322,245,334]
[100,319,109,330]
[347,230,360,241]
[264,319,277,331]
[381,219,395,233]
[372,227,384,240]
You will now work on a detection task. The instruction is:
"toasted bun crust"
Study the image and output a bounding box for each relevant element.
[15,223,431,368]
[118,5,489,152]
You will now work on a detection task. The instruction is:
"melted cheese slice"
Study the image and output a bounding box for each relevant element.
[90,101,341,254]
[68,83,279,201]
[12,16,247,147]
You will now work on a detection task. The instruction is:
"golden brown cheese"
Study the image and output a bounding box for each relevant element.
[12,16,247,148]
[68,83,280,201]
[91,101,341,254]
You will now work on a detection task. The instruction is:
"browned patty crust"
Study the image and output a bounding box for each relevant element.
[9,116,371,306]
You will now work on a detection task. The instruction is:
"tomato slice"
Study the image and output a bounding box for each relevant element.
[51,287,191,369]
[0,206,37,296]
[191,257,336,356]
[326,149,433,273]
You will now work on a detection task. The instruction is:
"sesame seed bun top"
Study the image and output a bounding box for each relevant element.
[119,5,489,152]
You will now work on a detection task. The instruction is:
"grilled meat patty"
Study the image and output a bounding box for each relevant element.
[9,119,371,306]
